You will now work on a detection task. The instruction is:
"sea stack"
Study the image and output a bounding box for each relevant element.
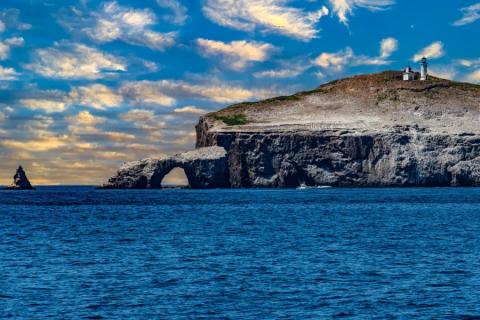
[7,166,35,190]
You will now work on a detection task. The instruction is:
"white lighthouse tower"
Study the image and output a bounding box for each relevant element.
[420,57,428,81]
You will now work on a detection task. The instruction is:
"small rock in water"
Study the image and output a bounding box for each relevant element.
[7,166,35,190]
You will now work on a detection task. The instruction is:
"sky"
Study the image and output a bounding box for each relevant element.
[0,0,479,185]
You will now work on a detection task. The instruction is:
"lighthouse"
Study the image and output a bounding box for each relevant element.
[420,57,428,81]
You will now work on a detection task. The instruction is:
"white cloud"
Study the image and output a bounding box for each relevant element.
[0,36,24,60]
[203,0,329,41]
[174,106,208,114]
[453,3,480,26]
[0,65,19,80]
[69,84,123,109]
[120,81,176,106]
[380,37,398,58]
[121,80,269,105]
[121,109,155,122]
[429,66,458,80]
[0,20,5,33]
[67,111,105,134]
[314,48,354,72]
[70,111,105,126]
[314,37,398,72]
[329,0,394,25]
[412,41,445,62]
[254,68,304,78]
[456,58,480,68]
[84,1,176,51]
[157,0,188,25]
[466,69,480,83]
[26,43,126,79]
[197,38,274,70]
[20,99,67,113]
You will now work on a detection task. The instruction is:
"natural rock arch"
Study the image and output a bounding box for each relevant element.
[160,167,189,187]
[102,147,230,189]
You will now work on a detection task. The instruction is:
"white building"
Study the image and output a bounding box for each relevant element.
[403,66,414,81]
[402,58,428,81]
[420,57,428,81]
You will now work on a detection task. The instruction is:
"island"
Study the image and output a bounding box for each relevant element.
[102,71,480,188]
[6,166,35,190]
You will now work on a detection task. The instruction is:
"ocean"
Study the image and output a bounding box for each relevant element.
[1,187,480,319]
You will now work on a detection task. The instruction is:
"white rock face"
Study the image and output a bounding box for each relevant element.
[195,72,480,187]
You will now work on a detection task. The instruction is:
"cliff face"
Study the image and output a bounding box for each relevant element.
[195,71,480,187]
[104,71,480,188]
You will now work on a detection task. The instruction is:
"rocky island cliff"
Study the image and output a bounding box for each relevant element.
[104,71,480,188]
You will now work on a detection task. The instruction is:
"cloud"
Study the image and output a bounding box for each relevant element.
[0,36,24,60]
[174,106,208,114]
[0,20,4,33]
[456,58,480,68]
[428,66,458,80]
[254,68,304,78]
[314,37,398,72]
[121,80,269,105]
[20,99,67,113]
[69,84,123,109]
[466,69,480,83]
[203,0,329,41]
[0,65,19,80]
[197,38,274,70]
[0,9,31,31]
[67,111,105,134]
[121,109,156,122]
[104,131,136,142]
[329,0,394,25]
[26,43,126,79]
[412,41,445,62]
[2,135,69,152]
[453,3,480,26]
[120,81,176,106]
[82,1,176,51]
[380,37,398,58]
[314,48,354,72]
[70,111,105,126]
[157,0,188,25]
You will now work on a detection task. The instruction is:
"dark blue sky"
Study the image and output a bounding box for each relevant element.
[0,0,478,184]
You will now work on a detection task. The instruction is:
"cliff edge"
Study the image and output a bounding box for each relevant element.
[195,71,480,187]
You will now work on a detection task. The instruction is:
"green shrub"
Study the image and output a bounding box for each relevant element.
[214,114,248,126]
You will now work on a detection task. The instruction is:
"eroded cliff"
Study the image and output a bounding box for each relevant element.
[196,71,480,187]
[104,71,480,188]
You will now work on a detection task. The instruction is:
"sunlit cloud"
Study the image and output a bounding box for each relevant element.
[453,3,480,26]
[412,41,445,62]
[329,0,394,25]
[69,84,123,109]
[197,38,275,70]
[0,36,24,60]
[174,106,208,114]
[0,65,19,80]
[203,0,329,41]
[20,99,67,113]
[26,43,126,79]
[314,37,398,72]
[120,80,269,105]
[80,1,176,51]
[466,69,480,83]
[157,0,188,25]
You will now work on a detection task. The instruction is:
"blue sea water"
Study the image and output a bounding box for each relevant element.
[1,187,480,319]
